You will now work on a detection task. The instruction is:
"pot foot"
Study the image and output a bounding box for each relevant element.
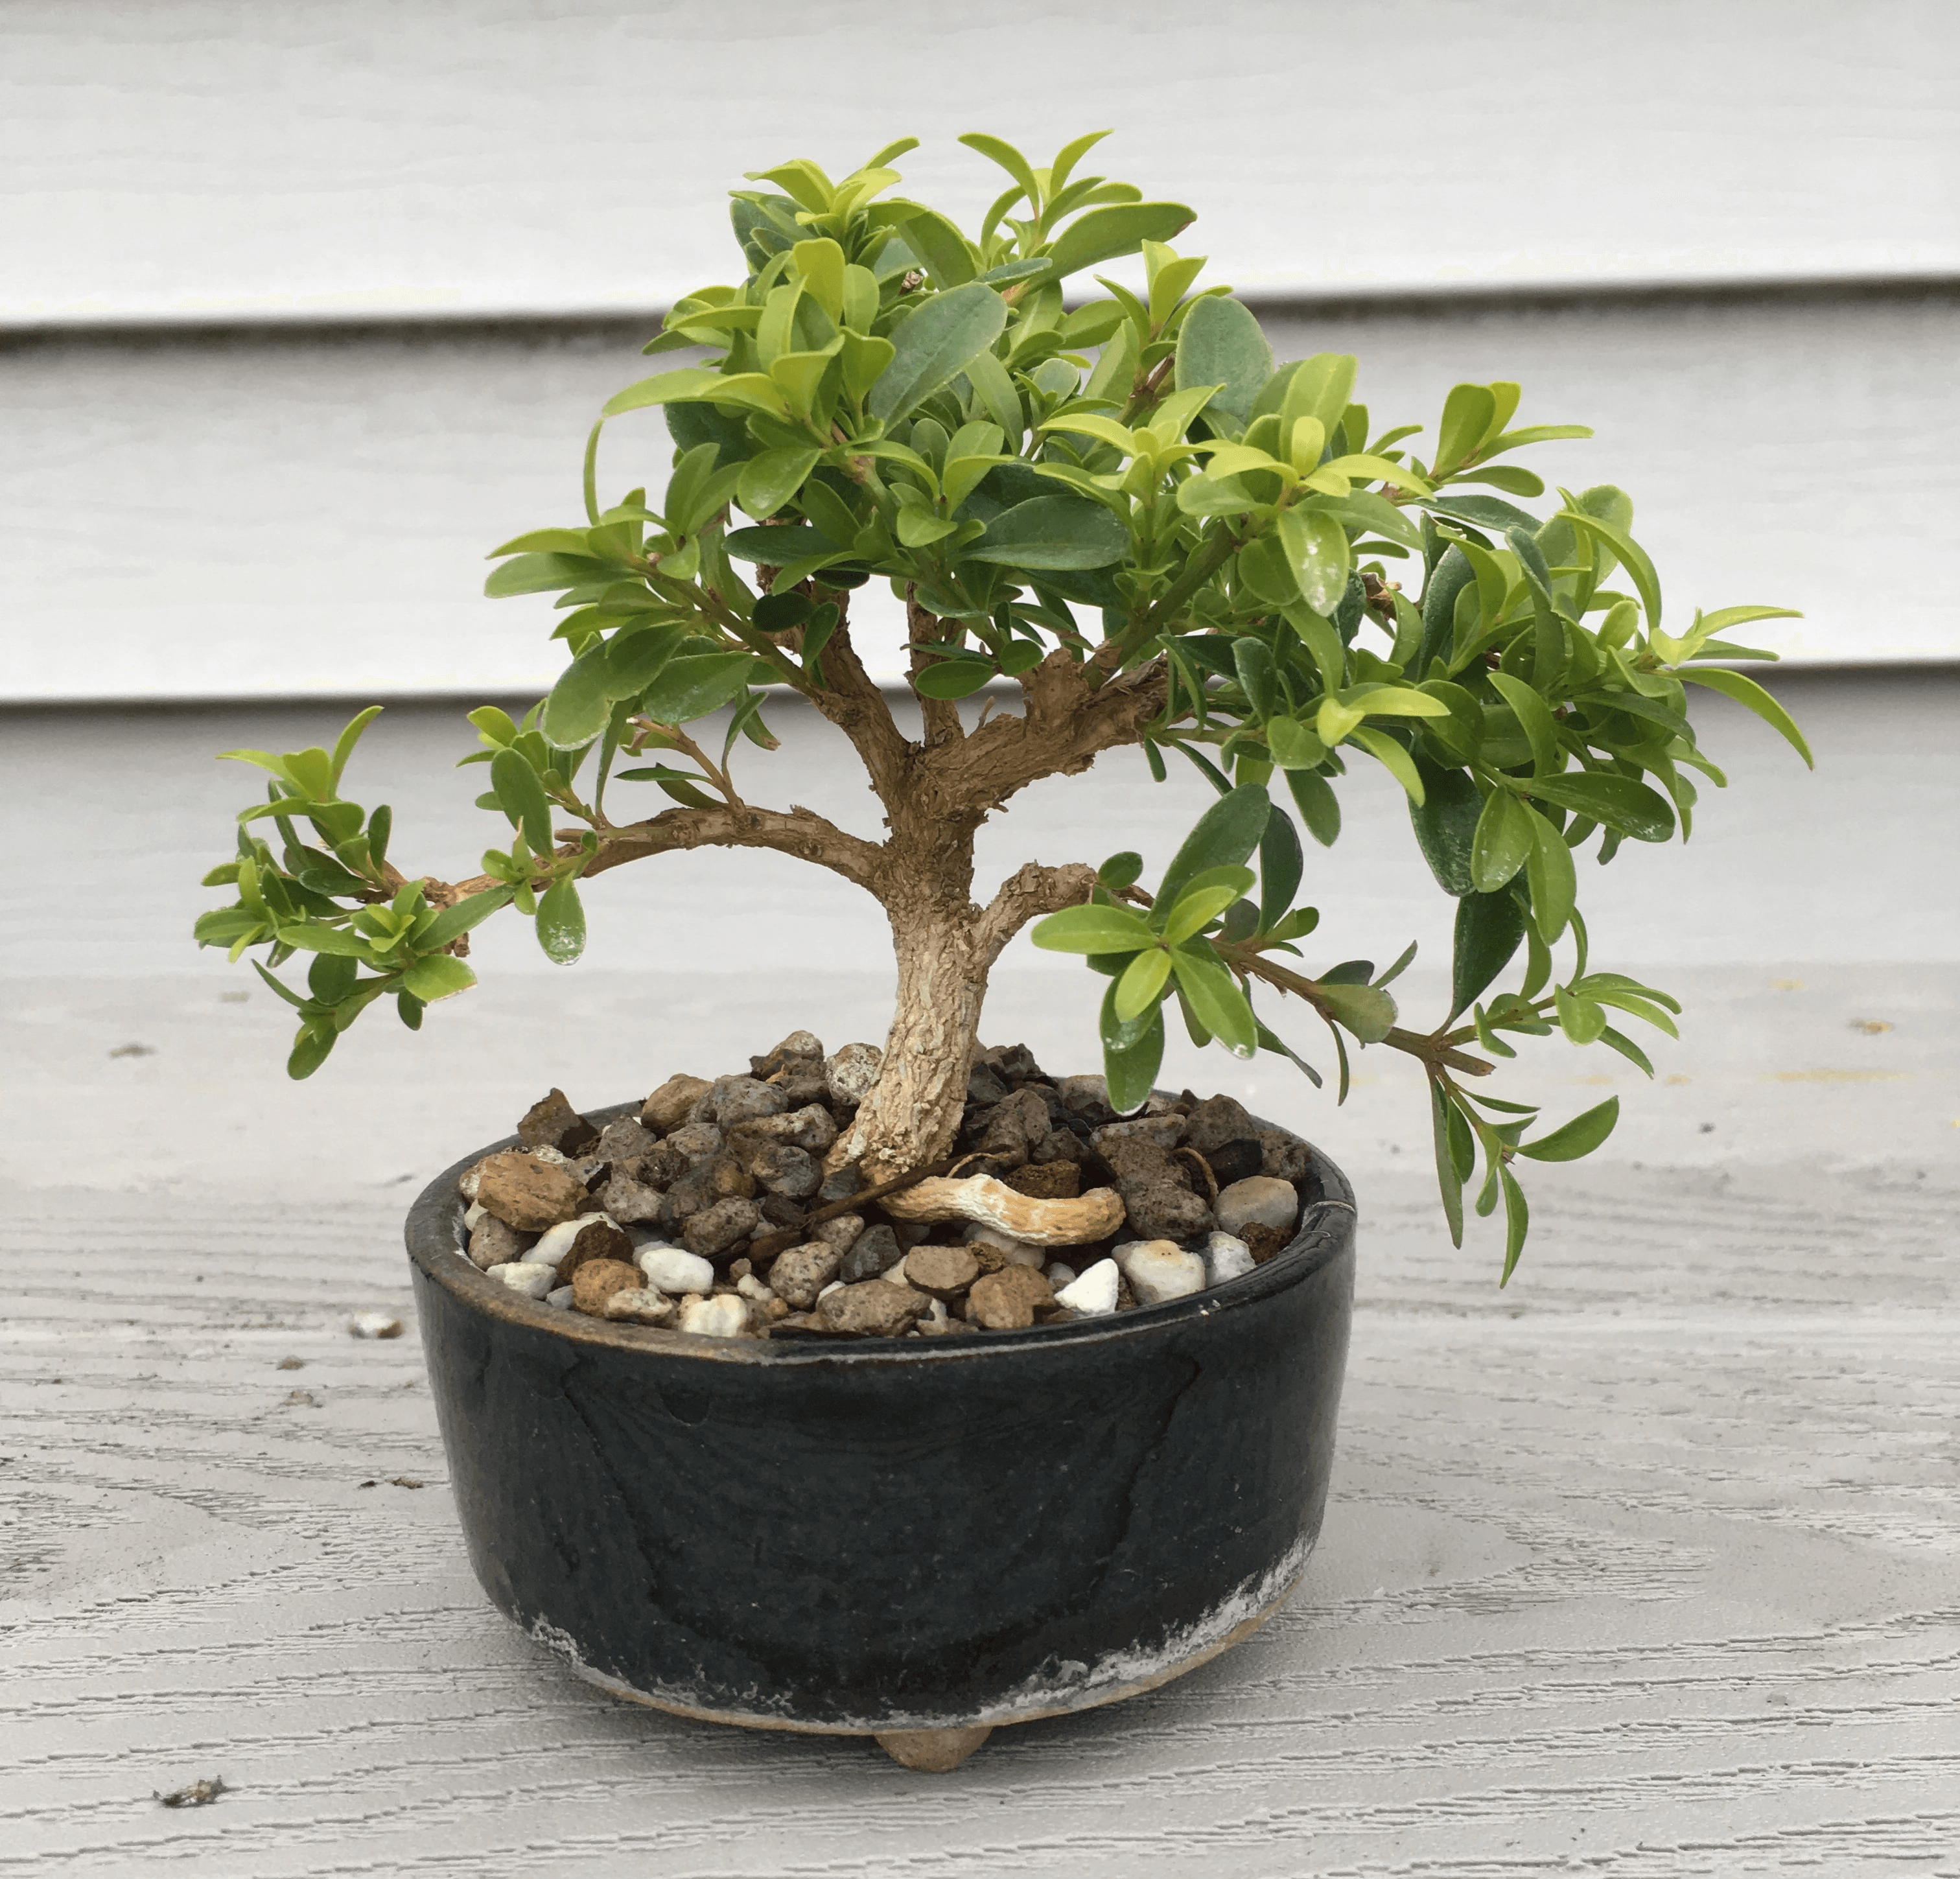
[874,1725,994,1771]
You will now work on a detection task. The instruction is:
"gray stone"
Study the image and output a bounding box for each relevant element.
[1204,1231,1257,1286]
[593,1117,659,1169]
[735,1139,821,1198]
[818,1164,863,1204]
[735,1103,839,1154]
[767,1242,842,1309]
[466,1215,533,1270]
[706,1075,790,1126]
[1216,1176,1300,1237]
[645,1123,724,1184]
[1257,1128,1314,1184]
[839,1222,904,1282]
[974,1088,1053,1167]
[1056,1074,1115,1121]
[823,1042,883,1108]
[814,1281,930,1337]
[811,1212,864,1251]
[1184,1094,1257,1156]
[1095,1114,1187,1152]
[595,1171,665,1225]
[1097,1134,1214,1241]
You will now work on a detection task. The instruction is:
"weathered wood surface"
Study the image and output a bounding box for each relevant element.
[3,966,1955,1874]
[6,0,1956,327]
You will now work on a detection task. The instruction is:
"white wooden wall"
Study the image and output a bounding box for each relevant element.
[4,0,1957,699]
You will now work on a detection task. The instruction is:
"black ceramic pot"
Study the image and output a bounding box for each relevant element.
[405,1099,1355,1766]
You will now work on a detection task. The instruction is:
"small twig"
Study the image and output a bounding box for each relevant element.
[1176,1146,1219,1204]
[748,1156,955,1263]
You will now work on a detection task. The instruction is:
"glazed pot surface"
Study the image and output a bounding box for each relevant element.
[406,1104,1355,1732]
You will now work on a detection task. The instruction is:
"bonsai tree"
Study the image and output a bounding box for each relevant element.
[196,132,1810,1280]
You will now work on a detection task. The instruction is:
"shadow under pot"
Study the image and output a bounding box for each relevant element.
[404,1098,1355,1771]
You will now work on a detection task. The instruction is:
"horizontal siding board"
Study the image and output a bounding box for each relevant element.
[2,285,1954,703]
[3,0,1959,327]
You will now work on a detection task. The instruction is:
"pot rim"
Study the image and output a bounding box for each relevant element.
[406,1096,1355,1370]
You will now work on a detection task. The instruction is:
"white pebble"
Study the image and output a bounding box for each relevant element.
[1114,1240,1207,1305]
[736,1274,774,1302]
[1055,1258,1120,1316]
[546,1285,575,1310]
[916,1296,951,1333]
[1044,1261,1078,1288]
[603,1287,675,1325]
[962,1222,1045,1265]
[677,1294,749,1338]
[348,1311,404,1338]
[532,1211,613,1270]
[1204,1232,1257,1287]
[487,1262,557,1300]
[463,1200,487,1232]
[638,1246,716,1294]
[883,1254,912,1287]
[816,1279,845,1301]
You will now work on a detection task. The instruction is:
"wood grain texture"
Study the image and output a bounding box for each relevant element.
[5,0,1957,327]
[3,290,1957,705]
[2,968,1957,1874]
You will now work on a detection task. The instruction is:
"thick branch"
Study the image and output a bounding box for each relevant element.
[972,860,1099,966]
[801,587,915,813]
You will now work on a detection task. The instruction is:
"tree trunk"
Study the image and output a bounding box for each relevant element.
[841,887,991,1184]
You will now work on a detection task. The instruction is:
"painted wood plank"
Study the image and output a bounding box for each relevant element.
[5,0,1959,329]
[4,286,1955,708]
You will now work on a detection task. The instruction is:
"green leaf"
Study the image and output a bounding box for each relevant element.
[1031,904,1157,954]
[721,523,840,565]
[1517,1096,1620,1163]
[1274,508,1351,614]
[966,493,1129,570]
[1114,945,1173,1021]
[603,366,789,419]
[328,706,383,788]
[869,283,1009,425]
[1435,383,1497,474]
[1349,727,1427,806]
[1451,888,1527,1020]
[1485,670,1561,775]
[1258,806,1303,931]
[1265,715,1327,771]
[1317,979,1396,1043]
[1410,760,1481,895]
[1523,804,1578,942]
[738,448,820,520]
[535,879,586,966]
[1156,783,1272,910]
[1169,948,1257,1056]
[1430,1082,1466,1248]
[1498,1163,1530,1285]
[1160,885,1244,945]
[484,551,618,599]
[490,748,555,856]
[287,1023,336,1080]
[541,644,617,749]
[1174,296,1273,425]
[1561,507,1662,630]
[911,659,994,699]
[1525,771,1675,842]
[1042,202,1195,283]
[638,653,756,724]
[1554,985,1609,1044]
[307,951,359,1003]
[1101,981,1166,1114]
[1470,788,1533,892]
[1285,766,1341,848]
[1679,668,1814,768]
[400,954,478,1002]
[420,886,515,951]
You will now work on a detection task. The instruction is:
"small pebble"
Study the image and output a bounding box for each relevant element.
[487,1262,557,1300]
[570,1259,640,1317]
[349,1312,403,1338]
[603,1287,675,1325]
[463,1200,486,1232]
[1216,1176,1300,1237]
[814,1281,931,1337]
[736,1274,775,1302]
[1054,1258,1120,1316]
[962,1222,1045,1266]
[1044,1261,1078,1289]
[677,1294,751,1338]
[1114,1240,1206,1305]
[545,1285,575,1311]
[905,1243,980,1300]
[767,1243,843,1309]
[637,1246,717,1294]
[1204,1232,1257,1286]
[916,1296,953,1335]
[882,1254,913,1287]
[967,1265,1053,1330]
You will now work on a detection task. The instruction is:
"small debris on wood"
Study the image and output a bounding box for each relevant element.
[275,1357,305,1370]
[109,1042,157,1058]
[349,1312,403,1339]
[155,1777,226,1808]
[279,1388,320,1408]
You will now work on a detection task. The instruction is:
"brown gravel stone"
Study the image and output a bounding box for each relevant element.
[570,1258,641,1316]
[1241,1220,1289,1265]
[814,1281,931,1337]
[641,1073,712,1132]
[904,1243,981,1300]
[767,1243,843,1309]
[811,1211,865,1251]
[1003,1160,1081,1201]
[466,1215,534,1270]
[966,1265,1054,1330]
[966,1238,1010,1277]
[552,1216,635,1281]
[601,1287,675,1325]
[475,1150,590,1231]
[1097,1135,1213,1241]
[1256,1128,1314,1184]
[683,1196,762,1260]
[519,1087,601,1156]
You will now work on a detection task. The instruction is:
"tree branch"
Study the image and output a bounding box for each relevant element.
[447,800,885,900]
[972,860,1099,967]
[801,586,915,815]
[905,585,964,748]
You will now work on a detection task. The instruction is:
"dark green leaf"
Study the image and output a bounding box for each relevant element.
[1409,760,1482,895]
[1258,807,1303,931]
[1169,947,1257,1056]
[535,880,586,966]
[1498,1164,1530,1285]
[1042,202,1195,283]
[1174,296,1272,425]
[1470,788,1533,892]
[287,1023,336,1080]
[1430,1082,1465,1248]
[638,653,756,724]
[1156,784,1272,911]
[911,659,994,699]
[1285,766,1341,848]
[722,523,841,564]
[307,952,358,1003]
[1426,494,1539,533]
[966,494,1128,570]
[1526,771,1675,842]
[870,283,1009,425]
[1101,981,1166,1115]
[420,886,515,950]
[490,748,555,856]
[1451,888,1527,1020]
